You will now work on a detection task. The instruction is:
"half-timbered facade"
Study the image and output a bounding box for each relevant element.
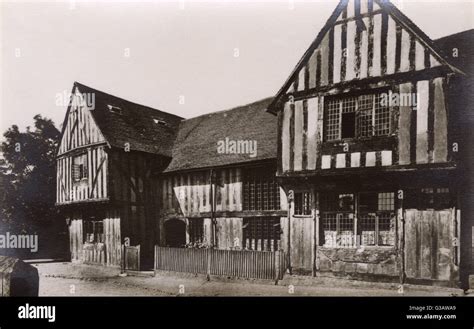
[268,0,473,287]
[159,98,288,251]
[56,82,183,268]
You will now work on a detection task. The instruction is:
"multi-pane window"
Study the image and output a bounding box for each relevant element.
[243,217,281,251]
[243,167,280,211]
[404,187,452,210]
[188,218,204,244]
[324,92,391,141]
[358,192,395,246]
[320,193,355,248]
[294,191,312,216]
[83,220,104,243]
[72,153,88,181]
[320,192,395,248]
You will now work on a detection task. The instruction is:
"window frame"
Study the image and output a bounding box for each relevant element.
[187,218,204,245]
[294,191,313,217]
[242,217,281,251]
[83,220,104,244]
[242,167,281,212]
[323,90,392,142]
[319,191,396,248]
[72,152,88,182]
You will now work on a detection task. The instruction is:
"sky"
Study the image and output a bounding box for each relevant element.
[1,0,473,133]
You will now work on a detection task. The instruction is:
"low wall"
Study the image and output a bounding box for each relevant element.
[317,247,400,282]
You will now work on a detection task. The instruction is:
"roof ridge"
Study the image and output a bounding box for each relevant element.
[180,96,274,122]
[73,81,184,120]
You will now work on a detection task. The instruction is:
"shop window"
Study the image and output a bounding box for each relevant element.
[320,192,395,248]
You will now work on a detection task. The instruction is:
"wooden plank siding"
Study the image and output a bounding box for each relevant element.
[68,211,121,267]
[404,209,458,281]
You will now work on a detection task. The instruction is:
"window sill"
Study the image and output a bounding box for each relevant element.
[293,214,313,218]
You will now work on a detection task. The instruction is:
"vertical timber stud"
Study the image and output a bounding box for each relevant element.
[287,189,293,274]
[312,188,317,277]
[398,189,406,286]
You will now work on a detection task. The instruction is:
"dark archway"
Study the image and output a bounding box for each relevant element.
[164,219,186,248]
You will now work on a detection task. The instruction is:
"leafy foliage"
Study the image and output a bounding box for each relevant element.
[1,115,60,228]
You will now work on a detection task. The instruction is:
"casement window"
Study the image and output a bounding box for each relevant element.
[72,153,88,181]
[358,192,395,246]
[188,218,204,244]
[294,191,312,216]
[83,220,104,244]
[242,217,281,251]
[243,167,280,211]
[320,193,355,248]
[324,92,391,141]
[320,192,395,248]
[404,187,452,210]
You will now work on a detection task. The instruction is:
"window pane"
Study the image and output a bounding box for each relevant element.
[294,192,312,215]
[359,214,376,246]
[356,94,373,137]
[374,94,390,136]
[339,213,354,247]
[322,213,337,247]
[341,112,356,138]
[378,213,395,246]
[325,99,340,141]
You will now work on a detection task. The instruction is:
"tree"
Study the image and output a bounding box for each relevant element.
[1,115,60,228]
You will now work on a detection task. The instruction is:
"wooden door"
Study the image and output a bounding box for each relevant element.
[404,210,458,281]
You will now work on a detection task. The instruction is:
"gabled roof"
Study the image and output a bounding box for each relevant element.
[164,97,276,173]
[267,0,464,113]
[72,82,183,157]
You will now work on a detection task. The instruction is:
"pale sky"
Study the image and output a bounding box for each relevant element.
[1,0,473,133]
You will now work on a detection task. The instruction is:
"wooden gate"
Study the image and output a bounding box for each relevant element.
[124,245,140,271]
[404,209,459,282]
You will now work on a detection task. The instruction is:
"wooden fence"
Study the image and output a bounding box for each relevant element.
[154,246,287,281]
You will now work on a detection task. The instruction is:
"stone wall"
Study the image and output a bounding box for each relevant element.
[317,247,400,282]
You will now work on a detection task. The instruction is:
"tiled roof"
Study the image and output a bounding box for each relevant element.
[164,97,276,172]
[74,82,183,157]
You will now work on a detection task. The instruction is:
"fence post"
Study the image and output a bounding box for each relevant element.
[154,245,157,272]
[120,244,125,275]
[206,249,211,281]
[274,250,280,284]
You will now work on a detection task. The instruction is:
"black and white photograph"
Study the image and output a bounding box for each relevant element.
[0,0,473,326]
